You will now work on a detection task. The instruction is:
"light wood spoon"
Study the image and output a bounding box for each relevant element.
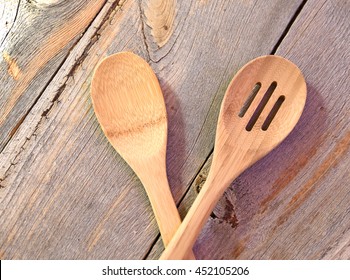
[90,52,195,259]
[160,55,307,259]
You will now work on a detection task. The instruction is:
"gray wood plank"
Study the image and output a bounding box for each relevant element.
[0,0,305,259]
[153,0,350,260]
[0,0,107,151]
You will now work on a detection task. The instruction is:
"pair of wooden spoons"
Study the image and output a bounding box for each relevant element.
[91,52,306,259]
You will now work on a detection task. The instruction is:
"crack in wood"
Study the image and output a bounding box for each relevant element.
[271,0,308,54]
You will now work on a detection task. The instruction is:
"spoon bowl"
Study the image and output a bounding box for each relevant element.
[213,55,307,191]
[160,55,307,259]
[91,53,167,165]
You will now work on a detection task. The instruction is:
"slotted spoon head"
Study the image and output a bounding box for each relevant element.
[213,55,307,183]
[90,52,167,170]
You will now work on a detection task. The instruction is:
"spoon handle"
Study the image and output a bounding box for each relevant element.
[159,170,236,260]
[139,166,196,259]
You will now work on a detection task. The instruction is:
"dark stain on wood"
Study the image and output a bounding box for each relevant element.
[230,236,248,259]
[276,131,350,227]
[260,137,322,214]
[221,196,239,228]
[194,173,207,193]
[210,195,238,228]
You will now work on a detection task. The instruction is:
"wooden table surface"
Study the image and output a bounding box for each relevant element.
[0,0,349,260]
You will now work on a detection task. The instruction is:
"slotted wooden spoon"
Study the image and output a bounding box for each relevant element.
[160,55,307,259]
[91,52,195,259]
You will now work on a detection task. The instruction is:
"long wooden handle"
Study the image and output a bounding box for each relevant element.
[159,172,230,259]
[139,168,196,259]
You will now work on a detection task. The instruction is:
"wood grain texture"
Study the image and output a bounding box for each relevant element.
[0,0,106,151]
[143,0,176,47]
[4,0,346,260]
[150,0,350,260]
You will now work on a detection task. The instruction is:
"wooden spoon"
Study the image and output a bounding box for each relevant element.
[160,55,307,259]
[90,52,195,259]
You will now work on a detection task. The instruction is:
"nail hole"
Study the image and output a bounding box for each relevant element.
[262,95,285,131]
[238,82,261,118]
[246,81,277,131]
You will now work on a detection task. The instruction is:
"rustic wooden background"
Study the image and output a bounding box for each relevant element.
[0,0,349,259]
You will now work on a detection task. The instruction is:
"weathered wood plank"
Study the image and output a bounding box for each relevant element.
[1,0,306,259]
[150,0,350,260]
[0,0,107,151]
